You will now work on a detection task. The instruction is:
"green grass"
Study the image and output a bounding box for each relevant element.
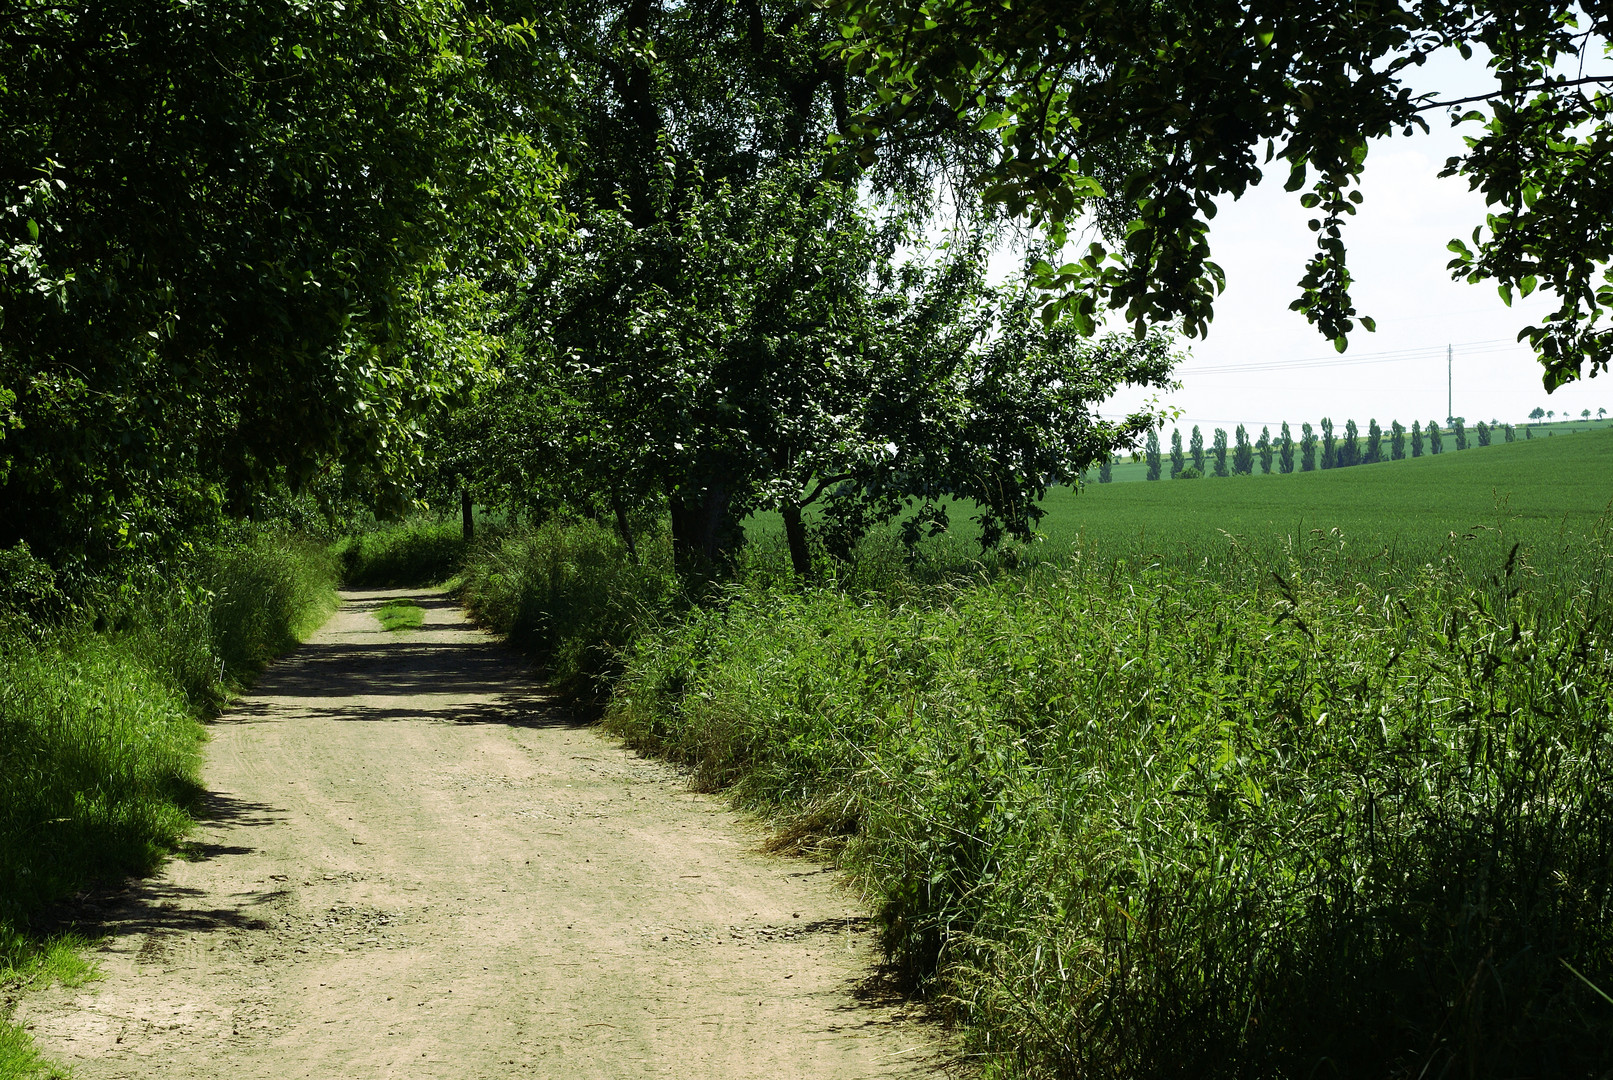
[1044,423,1613,554]
[459,520,680,695]
[607,530,1613,1079]
[446,432,1613,1077]
[333,519,470,586]
[0,530,338,1079]
[375,598,425,632]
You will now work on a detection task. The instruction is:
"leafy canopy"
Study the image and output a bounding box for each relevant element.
[836,0,1613,388]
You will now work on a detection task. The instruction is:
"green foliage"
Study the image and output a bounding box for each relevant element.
[1412,419,1425,457]
[1478,419,1493,446]
[0,0,565,572]
[459,520,681,694]
[1211,428,1229,477]
[1320,417,1337,469]
[1176,465,1204,480]
[333,519,468,587]
[1170,429,1186,478]
[838,0,1613,385]
[1300,422,1317,471]
[1144,428,1162,481]
[1430,420,1445,454]
[1454,417,1470,450]
[1189,426,1205,473]
[1391,419,1406,460]
[1255,426,1273,475]
[1232,424,1253,476]
[1278,422,1295,474]
[0,532,334,933]
[608,527,1613,1079]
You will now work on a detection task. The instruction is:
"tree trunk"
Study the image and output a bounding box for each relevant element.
[781,501,810,578]
[668,480,739,580]
[611,490,640,566]
[461,489,474,542]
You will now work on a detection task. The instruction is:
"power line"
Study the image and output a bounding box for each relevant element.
[1177,337,1528,377]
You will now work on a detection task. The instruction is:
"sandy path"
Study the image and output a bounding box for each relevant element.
[16,589,945,1078]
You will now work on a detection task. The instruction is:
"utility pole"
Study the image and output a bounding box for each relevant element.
[1451,344,1464,425]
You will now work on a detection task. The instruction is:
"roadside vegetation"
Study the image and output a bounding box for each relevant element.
[0,532,339,1078]
[448,432,1613,1078]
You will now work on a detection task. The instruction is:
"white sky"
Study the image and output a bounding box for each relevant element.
[1063,46,1613,432]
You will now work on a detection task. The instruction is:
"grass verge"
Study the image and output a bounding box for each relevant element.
[603,530,1613,1078]
[333,519,469,586]
[0,530,338,1078]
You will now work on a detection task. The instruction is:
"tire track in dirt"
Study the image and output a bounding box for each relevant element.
[15,589,946,1078]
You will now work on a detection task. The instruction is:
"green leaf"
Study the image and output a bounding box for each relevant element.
[25,218,39,241]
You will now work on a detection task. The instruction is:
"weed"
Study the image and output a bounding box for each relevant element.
[375,599,424,633]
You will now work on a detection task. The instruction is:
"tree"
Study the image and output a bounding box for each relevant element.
[1257,426,1274,474]
[0,0,564,568]
[1600,407,1607,419]
[1391,420,1406,461]
[1453,417,1469,450]
[1098,457,1114,483]
[1300,423,1317,472]
[1504,423,1516,442]
[1190,425,1205,473]
[1584,409,1593,420]
[839,0,1613,389]
[1278,422,1295,474]
[1530,407,1547,420]
[1212,428,1230,477]
[1170,429,1186,478]
[1320,418,1336,470]
[1477,420,1492,446]
[1363,420,1382,464]
[1145,427,1162,481]
[1339,419,1360,467]
[1429,420,1445,454]
[1233,424,1254,476]
[1412,419,1424,457]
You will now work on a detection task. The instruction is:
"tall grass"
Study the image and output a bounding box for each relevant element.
[0,530,338,1076]
[606,529,1613,1078]
[332,518,469,586]
[459,519,679,694]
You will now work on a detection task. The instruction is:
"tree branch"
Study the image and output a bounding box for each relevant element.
[1413,75,1613,113]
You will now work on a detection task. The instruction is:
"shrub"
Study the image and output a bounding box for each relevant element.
[333,518,467,586]
[459,519,680,694]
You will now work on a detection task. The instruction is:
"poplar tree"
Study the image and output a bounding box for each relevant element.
[1411,420,1424,457]
[1476,421,1491,446]
[1301,422,1317,471]
[1170,428,1185,478]
[1233,424,1253,475]
[1257,426,1274,474]
[1212,428,1229,476]
[1504,424,1516,443]
[1320,417,1336,469]
[1365,419,1383,463]
[1338,419,1360,466]
[1099,457,1114,482]
[1278,422,1295,473]
[1190,425,1205,473]
[1453,417,1468,450]
[1429,420,1444,454]
[1390,420,1405,460]
[1145,427,1162,480]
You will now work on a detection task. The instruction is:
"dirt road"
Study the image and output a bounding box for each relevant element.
[16,590,945,1078]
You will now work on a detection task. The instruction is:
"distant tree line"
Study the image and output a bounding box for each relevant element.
[1139,417,1521,479]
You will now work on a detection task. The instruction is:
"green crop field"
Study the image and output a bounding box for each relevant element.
[1042,423,1613,563]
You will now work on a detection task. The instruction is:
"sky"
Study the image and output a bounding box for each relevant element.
[1052,47,1613,434]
